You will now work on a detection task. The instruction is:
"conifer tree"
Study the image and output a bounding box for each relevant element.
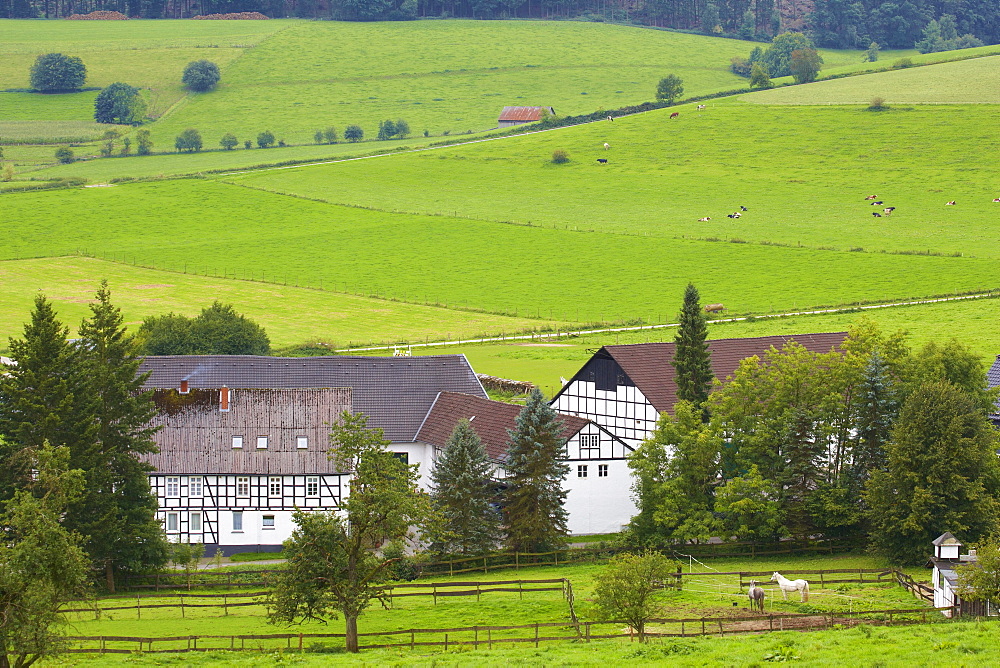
[0,295,96,502]
[503,389,570,553]
[428,419,501,556]
[848,350,897,492]
[70,281,168,592]
[672,283,713,411]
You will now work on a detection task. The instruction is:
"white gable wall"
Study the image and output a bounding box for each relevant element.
[553,379,660,448]
[563,422,636,535]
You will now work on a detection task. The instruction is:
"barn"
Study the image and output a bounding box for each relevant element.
[497,106,555,127]
[416,391,630,535]
[139,355,486,555]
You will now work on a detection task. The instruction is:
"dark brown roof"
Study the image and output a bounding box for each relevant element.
[416,392,589,460]
[139,355,485,443]
[498,106,552,122]
[560,332,847,414]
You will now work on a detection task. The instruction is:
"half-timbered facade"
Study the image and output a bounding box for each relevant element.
[140,355,486,555]
[414,392,631,534]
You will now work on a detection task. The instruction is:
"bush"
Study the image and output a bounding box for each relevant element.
[395,119,410,138]
[220,132,238,150]
[30,53,86,92]
[892,57,914,69]
[377,120,397,141]
[323,127,337,144]
[244,139,252,149]
[136,129,152,156]
[137,301,270,356]
[94,82,146,125]
[867,97,889,111]
[344,124,363,142]
[54,147,74,164]
[257,130,275,148]
[313,130,324,144]
[750,63,773,89]
[182,60,221,92]
[730,56,751,77]
[175,128,203,152]
[551,149,570,164]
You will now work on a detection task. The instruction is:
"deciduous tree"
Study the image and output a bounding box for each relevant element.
[182,60,220,92]
[655,74,684,104]
[714,465,785,542]
[344,125,363,142]
[93,82,146,125]
[763,32,813,78]
[750,63,773,88]
[256,130,276,148]
[136,302,270,356]
[174,128,202,152]
[220,133,238,150]
[957,536,1000,608]
[30,53,86,91]
[593,550,677,642]
[790,48,823,83]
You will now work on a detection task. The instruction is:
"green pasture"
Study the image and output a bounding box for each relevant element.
[6,179,1000,326]
[146,20,757,146]
[0,256,566,352]
[746,54,1000,105]
[229,99,1000,259]
[399,298,1000,393]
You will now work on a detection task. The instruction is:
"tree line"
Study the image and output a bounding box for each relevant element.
[5,0,999,49]
[627,284,1000,566]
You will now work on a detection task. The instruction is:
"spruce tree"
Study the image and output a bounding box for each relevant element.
[849,350,897,492]
[0,295,96,502]
[672,283,713,410]
[71,282,168,592]
[503,389,570,553]
[428,419,501,556]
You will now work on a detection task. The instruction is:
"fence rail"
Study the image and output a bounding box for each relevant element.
[895,570,935,604]
[64,606,956,655]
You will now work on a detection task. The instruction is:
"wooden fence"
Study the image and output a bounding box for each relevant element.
[894,570,935,604]
[64,579,571,619]
[63,606,957,655]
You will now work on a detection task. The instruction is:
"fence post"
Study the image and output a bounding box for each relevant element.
[515,552,519,570]
[477,583,481,602]
[474,626,479,648]
[701,619,705,636]
[181,594,185,618]
[488,628,492,649]
[299,633,303,651]
[224,594,228,616]
[484,556,488,574]
[136,595,141,620]
[433,585,437,605]
[535,623,539,647]
[411,631,415,650]
[445,633,449,651]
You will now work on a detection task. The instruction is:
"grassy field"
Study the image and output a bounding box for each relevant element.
[0,256,569,352]
[228,99,1000,258]
[746,54,1000,105]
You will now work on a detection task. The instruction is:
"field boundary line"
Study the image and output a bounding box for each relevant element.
[336,290,999,353]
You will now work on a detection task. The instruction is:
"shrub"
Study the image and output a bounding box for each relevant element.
[423,129,429,137]
[750,63,773,89]
[730,56,751,77]
[256,130,275,148]
[377,120,397,141]
[1,164,14,182]
[551,149,570,164]
[220,133,238,150]
[344,125,363,142]
[94,82,146,125]
[54,147,74,164]
[867,97,889,111]
[314,130,324,144]
[30,53,86,92]
[395,119,410,138]
[175,128,203,152]
[323,126,337,144]
[182,60,220,92]
[121,136,131,156]
[864,41,880,63]
[244,139,252,149]
[892,57,914,69]
[135,129,152,156]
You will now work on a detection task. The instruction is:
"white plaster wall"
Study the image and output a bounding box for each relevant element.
[391,441,437,491]
[563,458,636,535]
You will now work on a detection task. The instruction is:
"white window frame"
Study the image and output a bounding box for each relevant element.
[306,476,319,497]
[297,436,308,450]
[598,464,609,478]
[236,477,250,497]
[580,434,600,449]
[189,511,202,533]
[232,511,243,532]
[232,435,244,449]
[166,512,179,532]
[577,465,588,478]
[166,477,180,497]
[257,435,268,449]
[269,476,282,498]
[189,476,203,498]
[262,515,275,529]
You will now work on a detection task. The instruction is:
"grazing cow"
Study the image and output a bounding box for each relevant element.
[993,198,1000,202]
[704,303,725,313]
[698,217,711,222]
[872,212,882,217]
[607,116,614,122]
[946,201,957,205]
[865,195,878,200]
[697,105,706,110]
[871,201,884,206]
[670,112,680,119]
[740,206,748,211]
[604,142,611,150]
[597,158,608,164]
[884,207,895,214]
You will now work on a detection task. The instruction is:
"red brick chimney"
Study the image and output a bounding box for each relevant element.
[220,386,230,412]
[180,379,189,394]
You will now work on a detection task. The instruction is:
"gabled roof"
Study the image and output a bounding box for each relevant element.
[498,106,553,122]
[933,532,961,546]
[986,355,1000,416]
[416,391,590,461]
[553,332,847,413]
[139,355,486,442]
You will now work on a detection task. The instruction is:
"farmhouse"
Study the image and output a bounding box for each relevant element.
[497,106,555,127]
[139,355,486,554]
[416,391,630,535]
[551,333,848,449]
[930,532,996,617]
[985,354,1000,426]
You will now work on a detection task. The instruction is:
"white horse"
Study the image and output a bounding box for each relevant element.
[748,580,766,613]
[770,572,809,602]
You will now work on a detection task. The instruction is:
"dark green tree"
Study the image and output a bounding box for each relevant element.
[0,295,95,503]
[344,125,364,142]
[93,82,146,125]
[593,550,678,643]
[29,53,86,91]
[714,465,785,542]
[750,63,773,89]
[137,302,269,356]
[866,381,1000,565]
[0,444,90,668]
[394,119,410,138]
[175,128,202,152]
[377,119,397,141]
[69,282,169,592]
[54,147,74,164]
[267,412,428,652]
[700,1,720,33]
[655,74,684,104]
[135,129,153,156]
[427,419,501,556]
[220,133,238,150]
[864,41,880,62]
[763,32,813,77]
[503,388,570,553]
[789,48,824,83]
[323,126,338,143]
[672,283,713,410]
[181,60,220,92]
[848,350,897,493]
[256,130,276,148]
